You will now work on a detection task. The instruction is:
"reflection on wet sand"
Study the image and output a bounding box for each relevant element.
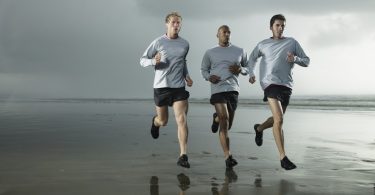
[149,173,190,195]
[177,173,190,192]
[149,176,159,195]
[253,174,296,195]
[254,174,262,188]
[211,168,238,195]
[210,172,296,195]
[277,179,296,195]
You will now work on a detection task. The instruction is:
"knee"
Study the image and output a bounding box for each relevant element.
[217,113,229,122]
[273,116,283,126]
[220,129,229,135]
[175,114,187,126]
[217,113,229,129]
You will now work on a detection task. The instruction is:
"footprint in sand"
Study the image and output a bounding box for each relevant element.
[248,156,258,160]
[361,159,375,163]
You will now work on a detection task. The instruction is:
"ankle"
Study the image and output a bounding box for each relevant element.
[154,116,159,126]
[256,124,264,133]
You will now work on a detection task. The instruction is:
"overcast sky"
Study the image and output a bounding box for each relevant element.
[1,0,375,99]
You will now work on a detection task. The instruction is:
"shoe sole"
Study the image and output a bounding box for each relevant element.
[177,163,190,168]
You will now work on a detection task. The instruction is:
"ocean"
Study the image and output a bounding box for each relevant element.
[3,95,374,111]
[203,95,375,111]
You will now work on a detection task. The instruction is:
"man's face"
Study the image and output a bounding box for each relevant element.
[217,27,231,45]
[166,16,181,36]
[271,19,285,39]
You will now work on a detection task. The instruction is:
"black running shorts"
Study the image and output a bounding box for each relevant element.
[263,84,292,110]
[210,91,239,113]
[154,87,190,107]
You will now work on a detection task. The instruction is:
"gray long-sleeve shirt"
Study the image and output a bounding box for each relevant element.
[140,34,189,89]
[248,37,310,90]
[201,44,249,95]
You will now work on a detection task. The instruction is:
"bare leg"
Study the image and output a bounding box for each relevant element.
[214,103,230,158]
[267,98,286,160]
[257,116,273,132]
[228,104,235,130]
[154,106,168,127]
[257,105,287,132]
[173,100,189,156]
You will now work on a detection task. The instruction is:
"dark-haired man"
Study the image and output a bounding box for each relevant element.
[201,25,249,168]
[248,14,310,170]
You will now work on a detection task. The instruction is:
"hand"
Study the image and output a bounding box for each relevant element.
[154,52,161,65]
[229,64,241,75]
[249,76,256,84]
[185,76,193,87]
[287,52,295,63]
[209,75,221,84]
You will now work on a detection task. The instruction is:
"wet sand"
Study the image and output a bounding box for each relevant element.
[0,100,374,194]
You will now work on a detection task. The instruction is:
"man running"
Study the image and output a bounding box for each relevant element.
[248,14,310,170]
[201,25,249,169]
[140,12,193,168]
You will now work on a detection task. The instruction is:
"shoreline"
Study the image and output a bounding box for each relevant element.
[1,97,375,112]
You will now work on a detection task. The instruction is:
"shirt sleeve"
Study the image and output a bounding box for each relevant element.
[240,50,250,75]
[140,39,158,67]
[293,40,310,67]
[247,44,261,77]
[183,44,190,78]
[200,51,211,81]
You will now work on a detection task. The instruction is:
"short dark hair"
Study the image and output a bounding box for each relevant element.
[165,11,182,23]
[217,25,230,32]
[270,14,286,27]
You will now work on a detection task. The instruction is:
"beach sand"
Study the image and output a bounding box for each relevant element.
[0,100,374,194]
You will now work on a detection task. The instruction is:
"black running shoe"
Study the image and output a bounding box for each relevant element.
[225,155,238,168]
[211,113,219,133]
[151,116,159,139]
[254,124,263,146]
[177,154,190,168]
[280,156,297,170]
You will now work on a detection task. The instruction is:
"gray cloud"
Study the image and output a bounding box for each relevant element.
[1,0,375,98]
[0,0,130,73]
[0,0,155,98]
[306,13,375,49]
[136,0,375,19]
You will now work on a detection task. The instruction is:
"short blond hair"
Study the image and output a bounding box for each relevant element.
[165,11,182,23]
